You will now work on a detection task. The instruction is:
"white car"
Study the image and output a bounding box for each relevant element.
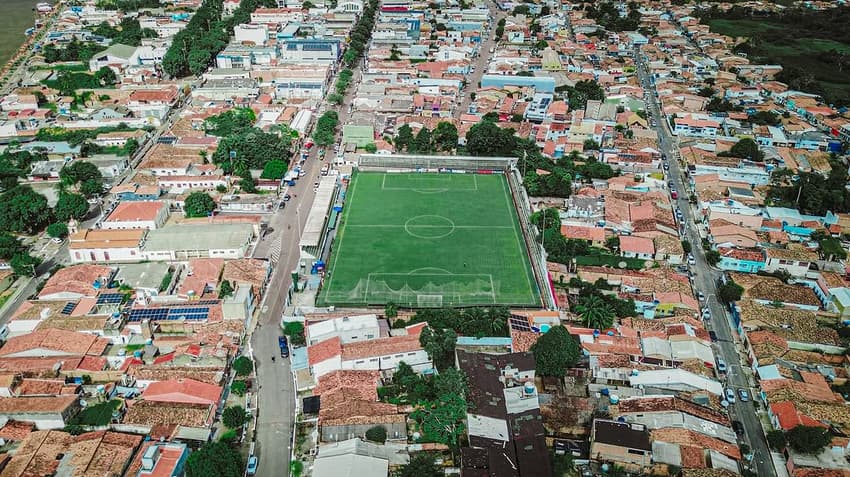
[698,291,706,301]
[688,254,696,265]
[725,388,736,403]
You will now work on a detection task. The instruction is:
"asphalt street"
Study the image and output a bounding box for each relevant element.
[251,65,363,477]
[634,51,776,477]
[455,4,505,119]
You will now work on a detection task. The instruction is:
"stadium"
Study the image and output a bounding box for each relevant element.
[317,154,553,308]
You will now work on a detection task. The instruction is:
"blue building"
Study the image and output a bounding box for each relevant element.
[717,248,766,273]
[480,74,556,93]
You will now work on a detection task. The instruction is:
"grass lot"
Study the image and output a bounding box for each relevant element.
[72,399,121,426]
[319,172,540,307]
[707,18,850,106]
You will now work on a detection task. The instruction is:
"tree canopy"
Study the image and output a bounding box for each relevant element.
[718,280,744,304]
[410,392,467,448]
[398,453,443,477]
[419,326,457,371]
[232,356,253,376]
[530,326,581,376]
[186,441,243,477]
[465,121,517,157]
[0,186,51,234]
[786,425,832,454]
[406,307,510,337]
[54,192,89,222]
[212,128,292,172]
[204,108,256,137]
[184,192,216,218]
[60,161,103,188]
[221,405,247,429]
[576,294,615,330]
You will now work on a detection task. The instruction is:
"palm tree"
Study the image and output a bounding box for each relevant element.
[576,295,614,330]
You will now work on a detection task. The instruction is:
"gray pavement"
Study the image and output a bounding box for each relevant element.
[455,4,505,118]
[251,62,363,477]
[634,50,776,477]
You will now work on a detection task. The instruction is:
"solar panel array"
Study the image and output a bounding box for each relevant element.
[509,314,532,332]
[61,302,76,315]
[127,306,210,322]
[97,293,124,305]
[196,300,220,305]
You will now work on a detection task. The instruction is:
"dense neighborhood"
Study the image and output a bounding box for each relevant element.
[0,0,847,477]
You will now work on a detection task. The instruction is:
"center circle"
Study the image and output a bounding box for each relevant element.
[404,215,456,239]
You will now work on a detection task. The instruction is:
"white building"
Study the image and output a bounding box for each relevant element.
[101,201,170,231]
[308,334,431,379]
[307,314,381,345]
[234,24,269,46]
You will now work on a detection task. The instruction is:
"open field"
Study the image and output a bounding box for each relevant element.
[318,172,540,307]
[706,12,850,106]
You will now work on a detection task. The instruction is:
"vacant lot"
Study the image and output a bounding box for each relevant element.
[319,172,540,307]
[706,10,850,106]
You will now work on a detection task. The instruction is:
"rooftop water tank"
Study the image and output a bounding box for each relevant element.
[539,324,551,333]
[524,382,536,395]
[609,394,620,404]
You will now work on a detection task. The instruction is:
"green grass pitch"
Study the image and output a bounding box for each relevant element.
[318,171,541,307]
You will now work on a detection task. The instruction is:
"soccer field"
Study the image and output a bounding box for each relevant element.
[318,172,540,307]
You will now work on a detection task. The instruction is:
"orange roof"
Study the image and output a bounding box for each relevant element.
[341,334,423,361]
[560,225,605,242]
[308,337,342,366]
[0,329,109,357]
[38,265,113,299]
[104,201,166,223]
[770,401,828,430]
[142,378,222,405]
[619,235,655,255]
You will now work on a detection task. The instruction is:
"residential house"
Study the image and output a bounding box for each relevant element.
[590,419,652,469]
[0,329,110,358]
[37,265,115,301]
[457,349,552,477]
[619,236,655,260]
[88,43,138,71]
[0,430,142,473]
[763,245,818,278]
[314,370,405,443]
[141,378,223,407]
[307,315,382,346]
[308,334,431,380]
[561,225,605,247]
[127,441,190,477]
[68,229,146,264]
[101,201,169,230]
[0,396,80,430]
[140,223,255,261]
[717,247,766,274]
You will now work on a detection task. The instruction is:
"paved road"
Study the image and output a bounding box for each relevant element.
[251,63,363,477]
[455,4,505,118]
[634,50,775,477]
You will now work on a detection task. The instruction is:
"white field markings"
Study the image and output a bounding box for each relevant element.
[365,272,497,304]
[499,176,537,304]
[380,172,479,192]
[322,172,360,301]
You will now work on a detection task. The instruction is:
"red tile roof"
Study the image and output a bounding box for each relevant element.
[38,265,113,299]
[341,334,422,361]
[770,401,828,430]
[142,378,222,406]
[0,329,109,357]
[307,337,342,366]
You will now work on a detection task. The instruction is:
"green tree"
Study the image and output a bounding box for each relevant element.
[530,208,561,231]
[0,233,25,260]
[365,425,387,443]
[283,321,306,346]
[411,127,432,154]
[60,161,102,187]
[212,129,292,172]
[681,240,692,254]
[395,124,414,152]
[363,142,378,153]
[54,192,89,222]
[432,121,458,152]
[786,425,831,454]
[576,294,615,330]
[79,178,105,198]
[718,280,744,304]
[410,393,467,448]
[222,405,247,429]
[186,441,243,477]
[728,137,762,161]
[95,66,117,86]
[530,326,581,376]
[767,429,787,450]
[705,249,721,266]
[419,326,457,371]
[327,93,344,104]
[46,222,69,238]
[0,186,51,234]
[433,367,466,398]
[465,121,517,157]
[232,356,253,376]
[10,253,41,277]
[399,453,442,477]
[260,159,288,179]
[205,108,256,137]
[230,380,247,396]
[184,192,216,218]
[219,279,234,298]
[385,301,398,318]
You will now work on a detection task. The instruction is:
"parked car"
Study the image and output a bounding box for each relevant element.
[738,389,750,402]
[709,330,718,342]
[725,388,736,403]
[732,420,744,434]
[716,358,727,373]
[688,254,696,265]
[698,291,705,301]
[247,456,258,475]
